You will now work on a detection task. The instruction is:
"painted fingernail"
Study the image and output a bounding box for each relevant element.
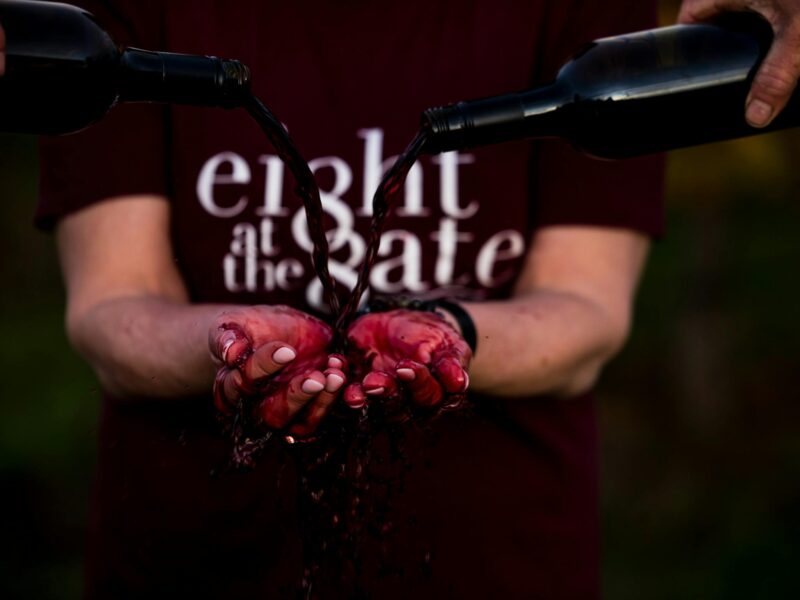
[272,346,297,364]
[302,379,325,394]
[365,386,385,396]
[746,99,773,127]
[325,373,345,392]
[396,368,416,381]
[328,357,343,369]
[220,333,236,361]
[344,385,367,409]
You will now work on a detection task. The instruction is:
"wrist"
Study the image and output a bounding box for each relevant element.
[428,300,478,354]
[434,306,462,334]
[360,295,478,353]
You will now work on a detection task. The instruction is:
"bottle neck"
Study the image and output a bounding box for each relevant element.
[118,48,251,108]
[421,81,569,154]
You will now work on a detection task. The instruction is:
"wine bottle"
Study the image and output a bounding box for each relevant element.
[0,0,251,135]
[422,14,799,159]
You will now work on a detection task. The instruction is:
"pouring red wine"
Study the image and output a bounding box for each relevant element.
[5,0,800,594]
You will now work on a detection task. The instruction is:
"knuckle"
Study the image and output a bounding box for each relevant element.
[755,63,798,97]
[781,26,800,55]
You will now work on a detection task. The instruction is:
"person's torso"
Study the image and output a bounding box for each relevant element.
[163,0,548,314]
[86,3,602,598]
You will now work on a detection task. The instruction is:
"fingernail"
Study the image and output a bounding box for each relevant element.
[328,357,343,369]
[272,347,296,364]
[396,368,416,381]
[746,99,773,127]
[365,386,385,396]
[344,385,367,409]
[463,371,470,391]
[221,334,236,361]
[302,379,325,394]
[325,373,344,392]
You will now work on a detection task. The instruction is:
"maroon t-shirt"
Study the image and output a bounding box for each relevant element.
[38,1,664,597]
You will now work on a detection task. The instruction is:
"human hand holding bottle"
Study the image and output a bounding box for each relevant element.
[210,305,347,437]
[344,309,471,412]
[679,0,800,127]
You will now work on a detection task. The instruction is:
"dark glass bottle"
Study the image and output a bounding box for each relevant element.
[422,14,799,159]
[0,0,251,135]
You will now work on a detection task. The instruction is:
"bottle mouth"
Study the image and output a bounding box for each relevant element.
[420,103,468,154]
[421,92,530,154]
[218,59,252,106]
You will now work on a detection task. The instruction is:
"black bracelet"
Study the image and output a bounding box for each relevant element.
[429,299,478,354]
[362,296,478,353]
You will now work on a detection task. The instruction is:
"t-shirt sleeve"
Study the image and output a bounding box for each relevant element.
[36,0,169,231]
[532,0,666,237]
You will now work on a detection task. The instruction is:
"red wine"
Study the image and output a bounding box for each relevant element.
[214,116,436,594]
[334,129,429,338]
[423,14,800,159]
[296,129,436,596]
[238,95,430,598]
[243,95,340,316]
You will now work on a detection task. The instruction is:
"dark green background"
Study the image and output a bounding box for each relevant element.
[2,3,800,597]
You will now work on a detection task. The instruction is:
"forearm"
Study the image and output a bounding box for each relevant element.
[67,295,231,399]
[463,290,628,398]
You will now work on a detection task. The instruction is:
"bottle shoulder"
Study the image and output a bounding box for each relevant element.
[2,1,119,68]
[0,1,120,135]
[558,22,766,102]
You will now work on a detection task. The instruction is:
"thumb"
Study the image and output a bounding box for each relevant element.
[746,32,800,127]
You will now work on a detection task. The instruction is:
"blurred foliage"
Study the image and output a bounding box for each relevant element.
[0,135,97,599]
[3,2,800,598]
[601,132,800,600]
[599,3,800,599]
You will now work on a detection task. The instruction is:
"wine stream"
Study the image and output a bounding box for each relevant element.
[243,94,340,317]
[242,93,432,595]
[333,129,429,336]
[244,93,429,343]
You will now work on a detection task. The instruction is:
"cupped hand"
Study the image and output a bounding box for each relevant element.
[679,0,800,127]
[344,309,472,413]
[208,305,346,436]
